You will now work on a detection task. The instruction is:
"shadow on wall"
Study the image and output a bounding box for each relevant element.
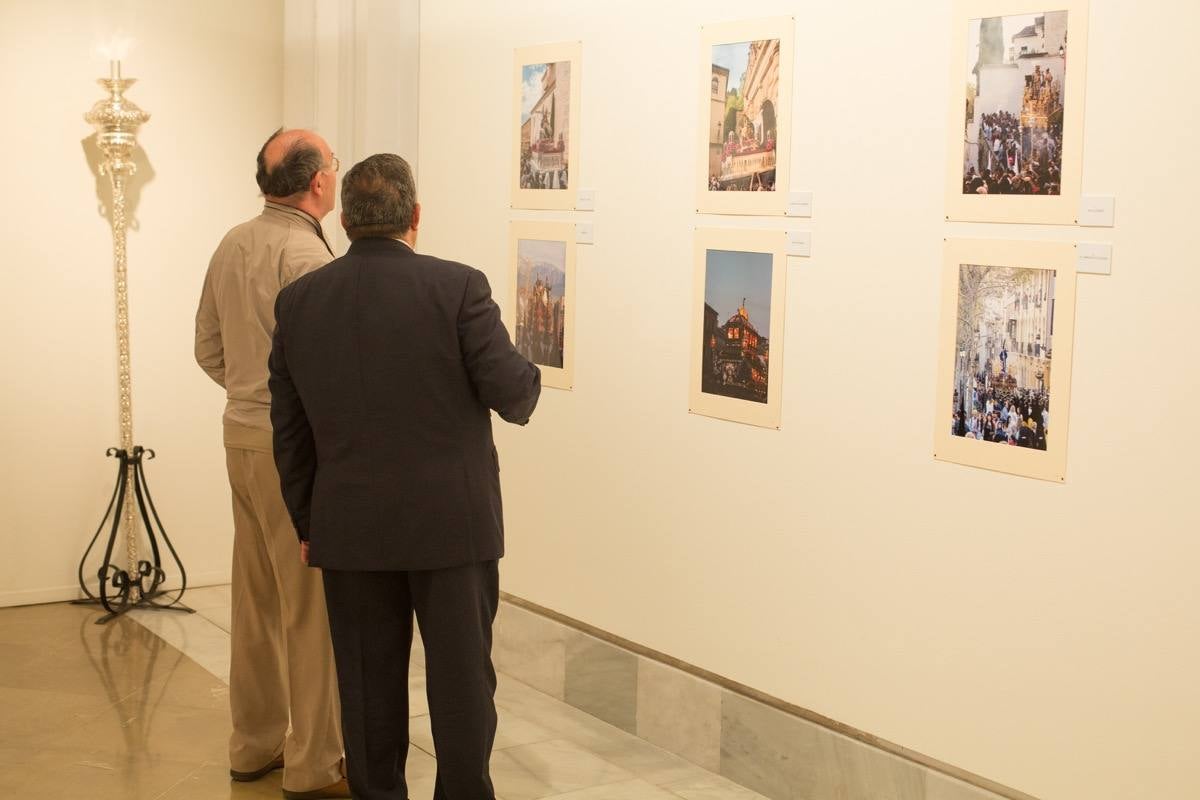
[80,133,157,229]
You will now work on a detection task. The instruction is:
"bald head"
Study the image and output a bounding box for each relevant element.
[255,128,331,199]
[255,128,337,220]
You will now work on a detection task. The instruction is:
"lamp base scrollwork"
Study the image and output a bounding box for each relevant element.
[74,446,194,625]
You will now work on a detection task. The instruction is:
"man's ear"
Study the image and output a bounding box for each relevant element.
[410,203,421,231]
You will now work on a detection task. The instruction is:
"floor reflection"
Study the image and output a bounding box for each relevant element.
[0,602,244,798]
[0,597,762,800]
[78,606,186,751]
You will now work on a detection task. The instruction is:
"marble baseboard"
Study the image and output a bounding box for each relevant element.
[494,601,567,700]
[638,658,722,773]
[565,628,639,734]
[493,598,1032,800]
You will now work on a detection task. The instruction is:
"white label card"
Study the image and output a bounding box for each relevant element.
[1078,195,1115,227]
[787,230,811,257]
[576,189,596,211]
[1076,242,1112,275]
[575,222,595,245]
[786,191,813,217]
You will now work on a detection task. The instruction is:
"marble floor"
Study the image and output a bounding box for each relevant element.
[0,587,764,800]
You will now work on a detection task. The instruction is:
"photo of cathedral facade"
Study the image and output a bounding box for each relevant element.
[708,38,780,192]
[514,238,566,369]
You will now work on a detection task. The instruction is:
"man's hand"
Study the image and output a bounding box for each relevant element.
[300,540,310,566]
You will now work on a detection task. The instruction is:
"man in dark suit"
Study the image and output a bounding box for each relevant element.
[268,153,541,800]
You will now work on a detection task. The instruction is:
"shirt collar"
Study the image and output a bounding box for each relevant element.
[346,237,418,257]
[263,201,334,256]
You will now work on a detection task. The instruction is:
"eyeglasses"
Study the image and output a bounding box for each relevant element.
[326,155,340,173]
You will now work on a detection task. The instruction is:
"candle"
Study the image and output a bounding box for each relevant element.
[99,35,129,80]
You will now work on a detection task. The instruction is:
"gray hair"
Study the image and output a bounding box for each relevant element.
[341,154,416,241]
[255,128,324,198]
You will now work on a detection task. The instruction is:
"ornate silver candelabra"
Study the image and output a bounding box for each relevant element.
[76,61,191,623]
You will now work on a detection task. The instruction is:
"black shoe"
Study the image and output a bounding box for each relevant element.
[282,778,351,799]
[230,753,284,782]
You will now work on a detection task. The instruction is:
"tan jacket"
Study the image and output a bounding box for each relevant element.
[195,202,334,451]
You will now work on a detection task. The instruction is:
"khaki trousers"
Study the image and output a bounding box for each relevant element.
[226,446,343,792]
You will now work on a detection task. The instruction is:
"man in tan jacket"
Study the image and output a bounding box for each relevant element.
[195,128,348,800]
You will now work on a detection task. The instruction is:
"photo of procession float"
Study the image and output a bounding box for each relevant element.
[519,60,571,191]
[962,11,1069,196]
[708,38,780,192]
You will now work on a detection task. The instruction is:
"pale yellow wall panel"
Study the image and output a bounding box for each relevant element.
[409,2,1199,799]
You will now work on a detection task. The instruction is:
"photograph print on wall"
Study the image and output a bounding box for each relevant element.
[935,238,1078,481]
[700,249,773,405]
[698,18,793,216]
[519,60,571,192]
[708,39,781,194]
[513,42,582,210]
[689,228,787,428]
[515,237,567,370]
[509,221,576,389]
[950,263,1056,451]
[945,0,1089,224]
[962,11,1068,198]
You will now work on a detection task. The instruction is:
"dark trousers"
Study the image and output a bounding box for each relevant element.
[321,562,500,800]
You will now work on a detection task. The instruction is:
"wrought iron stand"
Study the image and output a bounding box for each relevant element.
[74,446,193,624]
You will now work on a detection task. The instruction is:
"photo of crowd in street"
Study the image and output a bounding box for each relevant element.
[514,238,567,369]
[961,10,1068,196]
[951,264,1056,450]
[519,60,571,191]
[708,38,780,192]
[700,249,772,403]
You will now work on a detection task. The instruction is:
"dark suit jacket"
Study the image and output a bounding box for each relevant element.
[268,237,541,571]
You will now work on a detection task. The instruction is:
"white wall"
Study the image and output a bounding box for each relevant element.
[0,0,285,604]
[282,0,420,254]
[415,2,1200,799]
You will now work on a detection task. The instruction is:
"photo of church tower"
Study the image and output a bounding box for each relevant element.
[700,249,772,403]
